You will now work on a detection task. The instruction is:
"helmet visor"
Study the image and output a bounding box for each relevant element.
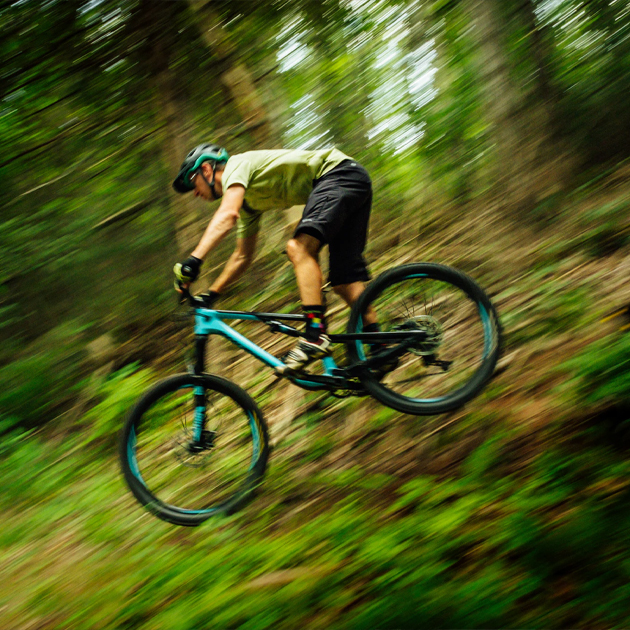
[172,167,198,194]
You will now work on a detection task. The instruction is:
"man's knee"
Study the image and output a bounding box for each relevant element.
[286,233,321,262]
[285,238,302,263]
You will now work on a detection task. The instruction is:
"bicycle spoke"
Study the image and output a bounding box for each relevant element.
[130,384,259,513]
[353,271,494,406]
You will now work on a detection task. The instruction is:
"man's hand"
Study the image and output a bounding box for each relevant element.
[197,291,220,308]
[174,255,202,290]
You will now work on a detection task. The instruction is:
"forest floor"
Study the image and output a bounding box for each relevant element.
[2,168,630,629]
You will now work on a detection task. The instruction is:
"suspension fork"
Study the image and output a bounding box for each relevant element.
[192,335,208,443]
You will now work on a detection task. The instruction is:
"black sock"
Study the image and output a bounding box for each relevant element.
[303,305,327,342]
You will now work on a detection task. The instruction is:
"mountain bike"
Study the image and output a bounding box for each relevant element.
[119,263,501,526]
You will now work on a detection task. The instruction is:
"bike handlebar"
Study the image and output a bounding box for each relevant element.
[176,284,222,310]
[175,284,200,309]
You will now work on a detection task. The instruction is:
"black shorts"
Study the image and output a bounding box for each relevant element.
[294,160,372,286]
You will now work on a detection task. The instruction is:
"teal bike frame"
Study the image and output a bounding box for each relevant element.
[186,297,429,395]
[194,307,341,391]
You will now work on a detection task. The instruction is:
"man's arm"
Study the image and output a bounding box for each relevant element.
[191,184,246,260]
[209,233,258,294]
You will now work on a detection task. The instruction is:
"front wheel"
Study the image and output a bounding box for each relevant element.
[120,373,269,526]
[346,263,501,415]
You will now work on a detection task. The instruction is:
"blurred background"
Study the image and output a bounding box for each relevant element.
[1,0,630,627]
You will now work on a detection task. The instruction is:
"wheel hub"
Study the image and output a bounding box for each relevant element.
[187,429,216,452]
[393,315,443,356]
[173,430,217,467]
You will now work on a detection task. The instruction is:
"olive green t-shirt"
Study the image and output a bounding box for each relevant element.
[221,148,351,237]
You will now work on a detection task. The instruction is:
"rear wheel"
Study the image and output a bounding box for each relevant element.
[346,263,501,415]
[120,373,269,526]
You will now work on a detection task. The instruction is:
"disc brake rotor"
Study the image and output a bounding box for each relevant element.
[172,430,216,468]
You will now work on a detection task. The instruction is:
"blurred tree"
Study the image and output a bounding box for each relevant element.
[555,0,630,164]
[131,0,200,253]
[465,0,571,211]
[299,0,369,153]
[418,0,488,202]
[129,0,280,251]
[190,0,279,148]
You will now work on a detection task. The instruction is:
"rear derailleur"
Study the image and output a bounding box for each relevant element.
[421,354,452,372]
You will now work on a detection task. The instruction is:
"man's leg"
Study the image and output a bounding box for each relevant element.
[278,232,330,374]
[332,282,377,325]
[334,282,395,376]
[285,233,324,306]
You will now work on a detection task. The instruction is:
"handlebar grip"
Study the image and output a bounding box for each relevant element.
[175,281,193,305]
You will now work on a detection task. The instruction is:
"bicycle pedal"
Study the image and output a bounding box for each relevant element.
[274,364,293,377]
[274,363,311,377]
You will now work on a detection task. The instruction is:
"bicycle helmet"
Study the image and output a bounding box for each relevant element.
[172,143,230,194]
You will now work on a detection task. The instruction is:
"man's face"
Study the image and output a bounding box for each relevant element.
[192,162,223,200]
[192,165,213,200]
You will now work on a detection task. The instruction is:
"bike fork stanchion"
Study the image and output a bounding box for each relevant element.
[192,335,208,446]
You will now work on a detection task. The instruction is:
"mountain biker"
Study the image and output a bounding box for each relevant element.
[172,143,379,373]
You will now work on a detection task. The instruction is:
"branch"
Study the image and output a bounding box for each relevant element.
[85,125,164,181]
[24,90,81,119]
[0,112,154,171]
[1,23,92,99]
[253,65,279,83]
[91,199,160,230]
[14,126,160,197]
[18,155,93,198]
[0,120,83,169]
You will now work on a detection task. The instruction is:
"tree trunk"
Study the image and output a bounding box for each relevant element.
[466,0,571,213]
[189,0,278,147]
[139,0,201,254]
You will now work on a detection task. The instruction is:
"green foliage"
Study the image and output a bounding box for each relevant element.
[578,199,630,257]
[461,431,505,480]
[82,364,155,447]
[367,404,398,430]
[0,321,87,430]
[530,192,565,227]
[562,333,630,408]
[304,433,336,462]
[500,270,591,347]
[2,397,630,628]
[418,2,489,201]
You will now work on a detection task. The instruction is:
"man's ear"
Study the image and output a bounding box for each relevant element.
[201,161,214,177]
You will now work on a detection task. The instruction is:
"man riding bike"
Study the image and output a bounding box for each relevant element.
[172,143,379,373]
